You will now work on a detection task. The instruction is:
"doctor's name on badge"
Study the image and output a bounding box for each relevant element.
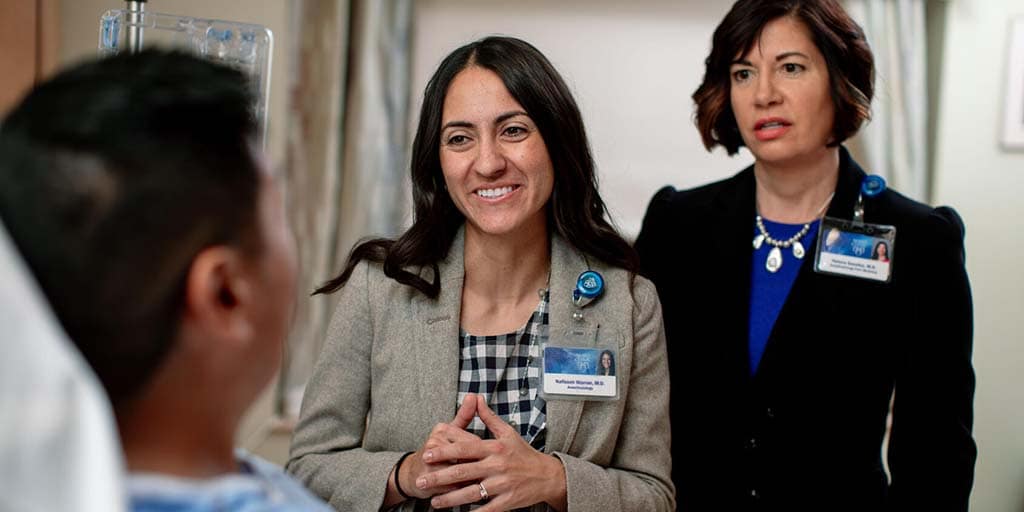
[554,377,609,391]
[817,251,890,282]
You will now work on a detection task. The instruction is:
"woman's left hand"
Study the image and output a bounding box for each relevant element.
[415,394,568,511]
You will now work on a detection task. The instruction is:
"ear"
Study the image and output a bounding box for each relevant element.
[182,246,256,346]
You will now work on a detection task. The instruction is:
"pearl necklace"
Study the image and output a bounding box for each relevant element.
[752,192,835,273]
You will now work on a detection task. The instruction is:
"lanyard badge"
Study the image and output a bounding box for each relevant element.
[814,175,897,283]
[540,270,620,401]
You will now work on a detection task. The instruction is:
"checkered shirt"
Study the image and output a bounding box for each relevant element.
[453,292,549,511]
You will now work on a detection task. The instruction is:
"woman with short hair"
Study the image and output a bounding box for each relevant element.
[636,1,976,510]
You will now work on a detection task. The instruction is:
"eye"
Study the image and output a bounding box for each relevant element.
[732,69,753,83]
[502,125,528,139]
[782,62,805,75]
[445,134,469,146]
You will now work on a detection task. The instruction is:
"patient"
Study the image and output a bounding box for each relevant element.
[0,49,330,511]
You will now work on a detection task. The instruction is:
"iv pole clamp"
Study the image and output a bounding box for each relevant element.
[126,0,147,53]
[97,3,273,147]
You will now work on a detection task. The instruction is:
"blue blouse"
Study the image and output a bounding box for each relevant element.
[748,219,820,374]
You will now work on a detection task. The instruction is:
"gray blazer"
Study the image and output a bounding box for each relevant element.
[287,229,674,511]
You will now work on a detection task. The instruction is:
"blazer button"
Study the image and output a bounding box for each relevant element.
[750,489,760,500]
[746,437,758,449]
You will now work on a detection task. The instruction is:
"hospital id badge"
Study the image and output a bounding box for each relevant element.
[539,326,620,401]
[815,216,896,283]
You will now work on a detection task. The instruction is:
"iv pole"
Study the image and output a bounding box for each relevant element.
[125,0,146,53]
[100,0,272,147]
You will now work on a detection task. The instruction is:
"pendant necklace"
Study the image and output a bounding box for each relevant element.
[752,191,835,273]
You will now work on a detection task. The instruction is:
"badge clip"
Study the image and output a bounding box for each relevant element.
[572,270,604,308]
[853,175,886,224]
[571,270,604,323]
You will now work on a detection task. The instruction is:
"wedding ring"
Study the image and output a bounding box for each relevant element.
[478,482,489,500]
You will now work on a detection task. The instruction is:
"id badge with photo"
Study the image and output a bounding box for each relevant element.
[815,216,896,283]
[539,326,620,401]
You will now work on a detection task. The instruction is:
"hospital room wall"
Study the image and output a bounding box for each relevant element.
[0,0,58,115]
[931,1,1024,511]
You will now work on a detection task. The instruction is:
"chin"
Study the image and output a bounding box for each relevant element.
[753,140,834,164]
[467,220,522,237]
[467,211,546,238]
[752,148,807,166]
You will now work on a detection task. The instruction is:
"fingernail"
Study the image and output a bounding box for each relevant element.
[431,498,442,508]
[417,477,428,489]
[423,450,433,461]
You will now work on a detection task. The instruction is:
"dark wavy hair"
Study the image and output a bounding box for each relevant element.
[316,36,637,298]
[693,0,874,155]
[872,241,889,260]
[598,349,616,376]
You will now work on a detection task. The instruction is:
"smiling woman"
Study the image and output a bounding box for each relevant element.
[439,66,554,246]
[288,36,674,512]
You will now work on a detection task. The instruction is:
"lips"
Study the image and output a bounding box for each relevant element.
[753,117,792,141]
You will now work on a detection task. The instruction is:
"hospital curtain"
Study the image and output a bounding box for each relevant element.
[844,0,930,201]
[278,0,413,419]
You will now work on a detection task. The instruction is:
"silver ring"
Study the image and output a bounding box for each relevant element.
[478,482,489,501]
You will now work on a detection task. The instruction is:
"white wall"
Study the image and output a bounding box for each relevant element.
[932,1,1024,510]
[412,0,753,240]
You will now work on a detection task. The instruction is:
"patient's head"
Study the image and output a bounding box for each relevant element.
[0,49,297,416]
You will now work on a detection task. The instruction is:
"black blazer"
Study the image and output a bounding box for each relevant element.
[635,148,976,511]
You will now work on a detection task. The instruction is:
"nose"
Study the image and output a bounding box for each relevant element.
[473,137,507,177]
[754,74,781,108]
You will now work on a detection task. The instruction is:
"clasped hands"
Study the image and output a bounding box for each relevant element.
[393,393,567,511]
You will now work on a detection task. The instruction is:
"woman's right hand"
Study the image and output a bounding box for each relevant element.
[385,396,483,505]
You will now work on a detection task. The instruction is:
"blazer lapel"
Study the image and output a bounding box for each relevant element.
[544,234,588,454]
[823,147,866,223]
[413,227,465,424]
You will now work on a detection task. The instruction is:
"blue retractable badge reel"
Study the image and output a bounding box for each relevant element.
[853,175,886,223]
[573,271,604,308]
[861,175,886,198]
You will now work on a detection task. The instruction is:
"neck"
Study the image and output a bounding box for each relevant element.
[463,221,550,306]
[754,147,840,223]
[116,368,242,478]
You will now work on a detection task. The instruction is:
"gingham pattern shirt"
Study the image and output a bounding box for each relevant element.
[453,292,549,512]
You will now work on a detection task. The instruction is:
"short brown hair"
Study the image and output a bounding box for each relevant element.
[693,0,874,155]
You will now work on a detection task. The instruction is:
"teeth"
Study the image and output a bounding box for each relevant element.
[476,186,514,198]
[761,122,783,129]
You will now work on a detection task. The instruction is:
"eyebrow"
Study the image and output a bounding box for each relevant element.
[441,110,529,131]
[730,51,811,67]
